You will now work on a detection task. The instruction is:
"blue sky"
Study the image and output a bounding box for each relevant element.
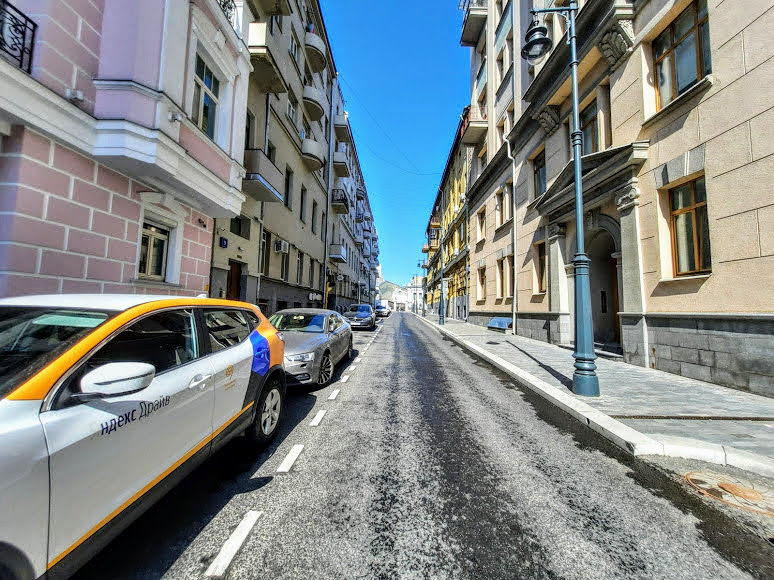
[320,1,470,286]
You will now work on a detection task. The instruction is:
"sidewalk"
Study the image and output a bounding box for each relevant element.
[414,313,774,478]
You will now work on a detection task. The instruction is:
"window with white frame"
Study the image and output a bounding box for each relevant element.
[534,241,547,293]
[192,54,220,140]
[139,222,169,280]
[477,267,487,301]
[287,91,299,126]
[495,190,505,228]
[476,208,486,242]
[289,31,300,63]
[496,258,505,298]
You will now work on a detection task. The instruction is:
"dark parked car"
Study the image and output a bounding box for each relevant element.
[344,304,376,330]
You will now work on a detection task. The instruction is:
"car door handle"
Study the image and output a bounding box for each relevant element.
[188,373,212,390]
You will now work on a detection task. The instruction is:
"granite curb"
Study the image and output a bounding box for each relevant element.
[412,313,774,479]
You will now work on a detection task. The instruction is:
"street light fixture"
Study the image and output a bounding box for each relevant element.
[520,1,599,397]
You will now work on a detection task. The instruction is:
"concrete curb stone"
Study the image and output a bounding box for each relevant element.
[411,313,774,479]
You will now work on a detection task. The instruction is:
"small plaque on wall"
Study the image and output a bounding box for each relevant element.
[219,237,228,248]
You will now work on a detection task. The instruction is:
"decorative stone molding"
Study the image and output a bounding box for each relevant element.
[547,223,566,240]
[599,19,634,71]
[533,106,561,136]
[584,208,600,231]
[615,186,640,212]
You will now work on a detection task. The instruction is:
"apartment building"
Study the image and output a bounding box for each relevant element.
[209,0,379,314]
[454,0,774,397]
[0,0,251,296]
[0,0,379,312]
[424,112,470,320]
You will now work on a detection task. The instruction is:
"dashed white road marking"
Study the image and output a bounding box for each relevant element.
[328,389,340,400]
[348,365,357,371]
[340,375,350,383]
[205,510,263,579]
[355,357,362,363]
[277,444,304,473]
[310,410,327,426]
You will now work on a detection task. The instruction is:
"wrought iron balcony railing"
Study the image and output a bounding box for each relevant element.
[1,0,36,73]
[218,0,240,33]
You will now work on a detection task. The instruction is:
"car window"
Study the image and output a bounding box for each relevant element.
[269,312,326,333]
[205,310,251,352]
[244,310,260,330]
[328,314,338,331]
[0,307,114,398]
[358,305,371,314]
[337,314,347,327]
[90,309,198,375]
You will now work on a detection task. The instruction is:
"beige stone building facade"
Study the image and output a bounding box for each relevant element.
[209,0,379,314]
[454,0,774,397]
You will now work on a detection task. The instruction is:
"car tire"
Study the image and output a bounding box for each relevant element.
[318,351,334,386]
[247,377,284,448]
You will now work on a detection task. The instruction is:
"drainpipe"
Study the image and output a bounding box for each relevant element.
[322,73,337,308]
[255,92,272,306]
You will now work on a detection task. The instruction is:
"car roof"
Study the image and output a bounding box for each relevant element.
[0,294,235,312]
[272,308,338,315]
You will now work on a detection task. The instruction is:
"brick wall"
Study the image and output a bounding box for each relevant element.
[0,126,212,296]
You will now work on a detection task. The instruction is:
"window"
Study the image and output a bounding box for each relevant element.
[287,92,298,126]
[230,215,251,239]
[319,263,325,291]
[496,258,505,298]
[281,251,289,281]
[321,211,327,240]
[192,55,219,140]
[284,167,293,209]
[261,230,271,276]
[139,222,169,280]
[267,141,276,163]
[92,310,198,375]
[495,190,504,228]
[296,251,304,285]
[309,258,315,288]
[289,32,300,62]
[654,0,711,111]
[535,241,547,293]
[476,209,486,242]
[204,310,250,353]
[580,101,598,155]
[669,176,711,276]
[311,200,318,234]
[302,117,311,140]
[300,186,307,222]
[533,150,546,199]
[477,267,486,301]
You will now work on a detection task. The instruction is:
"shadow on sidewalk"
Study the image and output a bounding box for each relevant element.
[506,339,573,391]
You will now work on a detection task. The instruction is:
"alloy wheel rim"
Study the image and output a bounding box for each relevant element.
[318,355,333,384]
[261,388,281,435]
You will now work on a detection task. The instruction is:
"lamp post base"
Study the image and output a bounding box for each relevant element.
[572,370,600,396]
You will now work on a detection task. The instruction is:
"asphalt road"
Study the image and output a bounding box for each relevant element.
[73,312,769,579]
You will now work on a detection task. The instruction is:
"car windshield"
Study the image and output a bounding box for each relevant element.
[0,307,114,398]
[348,305,371,314]
[269,313,326,333]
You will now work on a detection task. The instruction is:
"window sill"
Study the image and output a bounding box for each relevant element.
[658,273,711,283]
[643,75,714,129]
[131,278,183,288]
[495,218,513,234]
[532,291,547,296]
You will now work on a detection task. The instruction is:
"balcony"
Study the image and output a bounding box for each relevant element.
[248,22,287,93]
[461,104,487,145]
[305,30,327,72]
[329,243,347,263]
[363,245,371,258]
[422,243,430,253]
[355,228,364,248]
[243,149,283,202]
[363,220,372,233]
[334,113,352,143]
[429,214,441,228]
[1,1,36,73]
[252,0,291,15]
[356,187,366,201]
[331,188,349,214]
[459,0,487,47]
[355,210,364,223]
[429,237,440,250]
[333,149,350,177]
[303,84,325,122]
[301,137,325,171]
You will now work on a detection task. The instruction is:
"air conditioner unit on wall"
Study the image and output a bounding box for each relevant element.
[274,240,289,253]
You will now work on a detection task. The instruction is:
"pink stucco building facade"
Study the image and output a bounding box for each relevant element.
[0,0,251,296]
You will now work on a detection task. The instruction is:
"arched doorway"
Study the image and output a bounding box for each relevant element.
[587,230,619,346]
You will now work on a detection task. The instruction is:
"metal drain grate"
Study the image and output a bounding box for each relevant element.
[685,472,774,516]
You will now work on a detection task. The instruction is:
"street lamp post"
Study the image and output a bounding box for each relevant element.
[521,1,599,397]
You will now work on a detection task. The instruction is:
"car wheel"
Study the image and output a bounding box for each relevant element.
[318,351,333,385]
[247,378,284,447]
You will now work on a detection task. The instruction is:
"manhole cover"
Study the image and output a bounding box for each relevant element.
[686,472,774,516]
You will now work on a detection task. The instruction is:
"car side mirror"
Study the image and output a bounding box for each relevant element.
[74,362,156,401]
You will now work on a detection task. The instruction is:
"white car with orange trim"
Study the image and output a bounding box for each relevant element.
[0,294,285,580]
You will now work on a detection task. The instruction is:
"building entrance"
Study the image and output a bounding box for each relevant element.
[587,231,620,347]
[226,260,242,301]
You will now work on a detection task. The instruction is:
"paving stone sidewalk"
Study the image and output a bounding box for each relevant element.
[419,314,774,462]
